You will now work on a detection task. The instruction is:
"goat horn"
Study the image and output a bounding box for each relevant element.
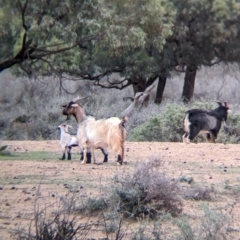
[216,101,222,106]
[62,104,67,108]
[224,101,228,108]
[71,96,87,102]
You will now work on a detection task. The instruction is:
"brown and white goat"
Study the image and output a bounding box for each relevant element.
[62,97,127,165]
[182,101,229,143]
[57,123,108,162]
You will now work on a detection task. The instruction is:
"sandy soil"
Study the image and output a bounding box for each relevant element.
[0,140,240,239]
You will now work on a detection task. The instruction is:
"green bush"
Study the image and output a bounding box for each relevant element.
[217,112,240,143]
[76,197,107,215]
[130,103,187,142]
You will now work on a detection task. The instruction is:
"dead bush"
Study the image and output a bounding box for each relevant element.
[111,158,183,219]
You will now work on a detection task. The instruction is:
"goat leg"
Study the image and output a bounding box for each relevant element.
[67,146,72,160]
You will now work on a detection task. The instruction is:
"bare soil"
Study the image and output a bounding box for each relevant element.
[0,141,240,239]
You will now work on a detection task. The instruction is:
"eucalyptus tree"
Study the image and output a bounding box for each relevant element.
[58,0,176,100]
[0,0,110,73]
[0,0,176,104]
[169,0,240,103]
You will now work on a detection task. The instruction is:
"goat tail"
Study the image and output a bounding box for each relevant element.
[118,116,128,163]
[120,116,128,128]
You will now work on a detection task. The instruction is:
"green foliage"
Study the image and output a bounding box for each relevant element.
[217,112,240,143]
[0,145,7,152]
[174,217,195,240]
[77,197,107,215]
[198,204,230,239]
[171,0,240,67]
[130,103,187,142]
[175,203,231,240]
[0,145,9,156]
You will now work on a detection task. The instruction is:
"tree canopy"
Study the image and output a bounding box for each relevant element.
[1,0,240,102]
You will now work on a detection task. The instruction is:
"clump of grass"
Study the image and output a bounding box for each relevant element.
[15,213,83,240]
[0,145,10,156]
[76,197,108,215]
[184,186,213,201]
[175,203,232,240]
[110,158,183,219]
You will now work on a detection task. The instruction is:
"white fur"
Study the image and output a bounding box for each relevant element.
[58,124,79,159]
[182,113,191,143]
[69,103,127,164]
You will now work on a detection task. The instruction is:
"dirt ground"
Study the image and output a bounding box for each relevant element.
[0,140,240,239]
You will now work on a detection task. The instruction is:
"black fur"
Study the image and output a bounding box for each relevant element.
[86,152,92,164]
[183,102,229,142]
[100,148,108,162]
[117,155,122,165]
[80,151,92,163]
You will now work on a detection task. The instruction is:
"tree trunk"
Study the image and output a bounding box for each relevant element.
[132,76,146,95]
[181,65,197,103]
[131,76,148,105]
[154,76,167,104]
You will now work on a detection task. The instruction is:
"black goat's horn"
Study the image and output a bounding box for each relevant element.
[224,101,228,108]
[216,101,222,106]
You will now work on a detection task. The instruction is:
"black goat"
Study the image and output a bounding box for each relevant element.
[182,102,229,143]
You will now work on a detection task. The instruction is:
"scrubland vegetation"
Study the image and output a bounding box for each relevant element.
[10,157,239,240]
[1,1,240,238]
[1,65,240,143]
[1,66,240,239]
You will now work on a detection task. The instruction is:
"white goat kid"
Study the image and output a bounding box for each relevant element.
[58,123,78,160]
[62,97,127,165]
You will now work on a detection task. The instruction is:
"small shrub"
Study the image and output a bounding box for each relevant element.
[102,218,119,234]
[0,145,10,156]
[76,197,107,215]
[197,204,231,239]
[130,103,186,142]
[174,217,195,240]
[217,113,240,143]
[175,204,232,240]
[0,145,7,152]
[184,186,213,201]
[110,158,183,219]
[14,211,90,240]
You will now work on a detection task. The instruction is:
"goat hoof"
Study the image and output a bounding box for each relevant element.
[81,161,86,164]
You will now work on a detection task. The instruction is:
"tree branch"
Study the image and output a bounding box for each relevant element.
[17,0,29,31]
[0,32,106,72]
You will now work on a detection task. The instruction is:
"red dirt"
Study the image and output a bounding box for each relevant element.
[0,141,240,239]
